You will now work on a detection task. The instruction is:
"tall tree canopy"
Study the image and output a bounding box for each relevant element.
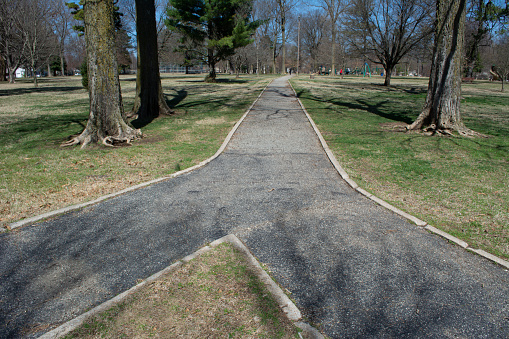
[166,0,261,82]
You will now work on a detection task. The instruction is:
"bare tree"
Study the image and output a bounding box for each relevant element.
[300,10,329,72]
[63,0,141,148]
[22,0,58,86]
[274,0,297,74]
[0,0,28,83]
[490,34,509,91]
[347,0,434,85]
[254,0,282,73]
[408,0,482,136]
[316,0,350,75]
[50,0,72,76]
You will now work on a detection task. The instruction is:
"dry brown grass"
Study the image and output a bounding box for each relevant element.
[0,75,273,229]
[64,243,300,338]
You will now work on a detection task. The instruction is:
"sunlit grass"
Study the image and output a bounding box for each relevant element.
[292,75,509,259]
[0,74,274,228]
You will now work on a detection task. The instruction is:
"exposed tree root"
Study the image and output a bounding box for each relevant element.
[62,127,142,149]
[406,123,489,138]
[125,112,138,119]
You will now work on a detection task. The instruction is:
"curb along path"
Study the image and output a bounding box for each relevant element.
[288,80,509,271]
[1,76,508,338]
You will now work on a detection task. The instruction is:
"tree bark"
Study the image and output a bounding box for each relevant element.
[63,0,140,148]
[384,66,392,86]
[205,48,217,82]
[0,57,5,81]
[331,26,336,76]
[272,36,277,74]
[131,0,171,122]
[61,53,65,76]
[281,23,286,74]
[407,0,479,136]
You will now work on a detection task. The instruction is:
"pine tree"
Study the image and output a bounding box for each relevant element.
[166,0,261,82]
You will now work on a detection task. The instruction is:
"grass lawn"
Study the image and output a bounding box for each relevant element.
[0,74,274,229]
[291,75,509,259]
[63,242,300,339]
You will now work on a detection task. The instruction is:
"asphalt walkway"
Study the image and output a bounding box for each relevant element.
[1,76,508,338]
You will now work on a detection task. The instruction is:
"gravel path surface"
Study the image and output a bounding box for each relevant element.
[1,76,508,338]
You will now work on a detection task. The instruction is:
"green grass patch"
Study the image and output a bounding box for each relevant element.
[291,75,509,259]
[0,74,274,228]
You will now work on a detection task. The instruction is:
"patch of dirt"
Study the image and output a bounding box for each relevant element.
[195,116,227,125]
[136,135,166,145]
[379,122,408,132]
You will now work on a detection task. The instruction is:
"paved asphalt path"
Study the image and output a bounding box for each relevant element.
[1,76,509,338]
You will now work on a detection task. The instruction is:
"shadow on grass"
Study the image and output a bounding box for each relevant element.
[0,86,83,97]
[173,77,249,84]
[0,113,87,147]
[295,89,416,124]
[167,89,188,108]
[130,89,189,129]
[215,78,249,84]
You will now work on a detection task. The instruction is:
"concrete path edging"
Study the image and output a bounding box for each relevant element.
[5,79,274,232]
[39,234,324,339]
[288,78,509,271]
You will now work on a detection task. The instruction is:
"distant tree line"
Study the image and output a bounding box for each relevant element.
[1,0,507,146]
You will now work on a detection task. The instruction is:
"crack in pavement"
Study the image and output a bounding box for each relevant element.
[1,76,509,338]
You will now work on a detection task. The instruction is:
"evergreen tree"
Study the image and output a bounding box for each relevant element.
[166,0,261,82]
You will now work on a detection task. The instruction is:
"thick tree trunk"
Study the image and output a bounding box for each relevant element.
[131,0,171,122]
[384,65,393,86]
[408,0,479,136]
[63,0,140,148]
[8,68,15,83]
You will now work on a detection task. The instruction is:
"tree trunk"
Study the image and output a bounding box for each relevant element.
[206,49,217,82]
[131,0,172,123]
[8,68,15,83]
[281,23,286,74]
[0,57,5,81]
[61,53,65,76]
[407,0,478,136]
[272,37,277,74]
[32,59,38,87]
[331,26,336,76]
[63,0,140,148]
[384,65,392,86]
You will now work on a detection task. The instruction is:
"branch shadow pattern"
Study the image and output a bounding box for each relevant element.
[296,88,417,125]
[0,86,83,97]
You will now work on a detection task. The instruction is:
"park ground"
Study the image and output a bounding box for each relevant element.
[0,73,507,336]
